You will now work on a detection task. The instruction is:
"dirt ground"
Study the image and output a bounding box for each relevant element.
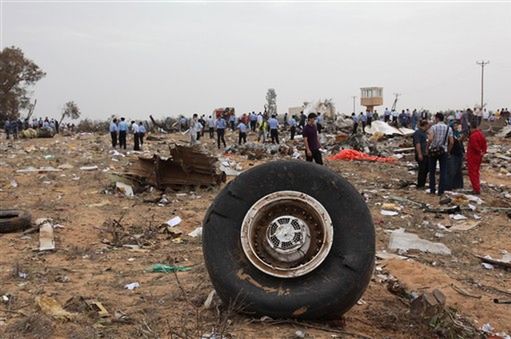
[0,128,510,339]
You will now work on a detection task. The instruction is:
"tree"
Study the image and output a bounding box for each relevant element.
[60,101,81,125]
[265,88,277,116]
[0,46,46,121]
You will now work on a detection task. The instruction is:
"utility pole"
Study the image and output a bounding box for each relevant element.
[391,93,401,111]
[476,60,489,109]
[352,96,357,114]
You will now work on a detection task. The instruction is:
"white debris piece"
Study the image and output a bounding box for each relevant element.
[124,282,140,290]
[481,263,494,270]
[115,182,134,197]
[165,216,182,228]
[381,210,399,216]
[388,228,451,255]
[80,165,98,171]
[450,214,467,220]
[188,226,203,238]
[38,219,56,251]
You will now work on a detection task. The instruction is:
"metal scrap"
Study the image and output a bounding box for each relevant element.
[124,145,226,189]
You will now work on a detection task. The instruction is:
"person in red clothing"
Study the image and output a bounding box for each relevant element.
[466,121,487,194]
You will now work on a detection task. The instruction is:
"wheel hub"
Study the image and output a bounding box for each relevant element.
[240,191,334,278]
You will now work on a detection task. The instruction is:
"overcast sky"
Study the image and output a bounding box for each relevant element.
[2,1,511,120]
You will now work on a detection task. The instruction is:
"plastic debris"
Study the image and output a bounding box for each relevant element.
[381,210,399,216]
[149,264,191,273]
[124,282,140,290]
[165,216,182,227]
[329,149,396,163]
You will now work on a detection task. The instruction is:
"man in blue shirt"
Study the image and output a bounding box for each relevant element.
[238,121,248,144]
[109,118,118,148]
[268,115,279,144]
[216,116,227,149]
[249,112,257,132]
[229,114,236,131]
[288,116,297,140]
[118,117,128,149]
[351,113,359,134]
[138,122,146,146]
[359,112,367,132]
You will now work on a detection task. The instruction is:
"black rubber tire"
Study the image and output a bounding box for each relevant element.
[202,160,375,320]
[0,210,32,233]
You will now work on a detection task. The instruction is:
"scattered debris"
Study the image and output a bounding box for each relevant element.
[381,209,399,216]
[388,228,451,255]
[124,282,140,290]
[329,149,396,163]
[188,226,203,238]
[476,253,511,269]
[124,145,226,189]
[36,296,77,320]
[410,289,446,319]
[165,216,182,227]
[38,218,56,251]
[80,165,98,171]
[149,264,191,273]
[115,181,134,197]
[16,166,62,173]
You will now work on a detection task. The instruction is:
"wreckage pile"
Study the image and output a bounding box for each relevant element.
[0,117,510,338]
[124,144,226,190]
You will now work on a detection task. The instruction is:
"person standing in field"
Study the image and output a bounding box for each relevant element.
[268,114,279,144]
[131,121,140,151]
[413,120,429,188]
[428,113,453,196]
[216,115,227,149]
[118,117,128,149]
[208,115,215,139]
[237,120,247,145]
[109,118,118,148]
[466,121,487,195]
[303,113,323,165]
[288,115,297,140]
[138,122,146,147]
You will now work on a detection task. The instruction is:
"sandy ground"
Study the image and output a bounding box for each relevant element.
[0,129,510,339]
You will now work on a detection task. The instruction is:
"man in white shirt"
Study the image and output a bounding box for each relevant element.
[208,116,215,139]
[190,114,200,145]
[131,121,140,151]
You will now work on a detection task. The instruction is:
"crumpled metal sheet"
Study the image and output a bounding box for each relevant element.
[125,145,226,189]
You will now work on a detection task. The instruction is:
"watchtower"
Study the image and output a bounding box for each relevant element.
[360,87,383,112]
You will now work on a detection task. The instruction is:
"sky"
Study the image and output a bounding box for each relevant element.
[2,1,511,120]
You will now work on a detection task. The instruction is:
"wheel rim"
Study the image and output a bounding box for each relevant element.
[240,191,334,278]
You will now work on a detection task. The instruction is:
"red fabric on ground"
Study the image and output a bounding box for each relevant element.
[328,149,396,163]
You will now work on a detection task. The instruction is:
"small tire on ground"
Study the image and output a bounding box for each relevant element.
[0,210,32,233]
[202,160,375,320]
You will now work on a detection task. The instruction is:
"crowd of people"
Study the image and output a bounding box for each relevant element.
[3,117,71,139]
[413,112,488,196]
[4,104,498,195]
[174,106,496,195]
[109,117,146,151]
